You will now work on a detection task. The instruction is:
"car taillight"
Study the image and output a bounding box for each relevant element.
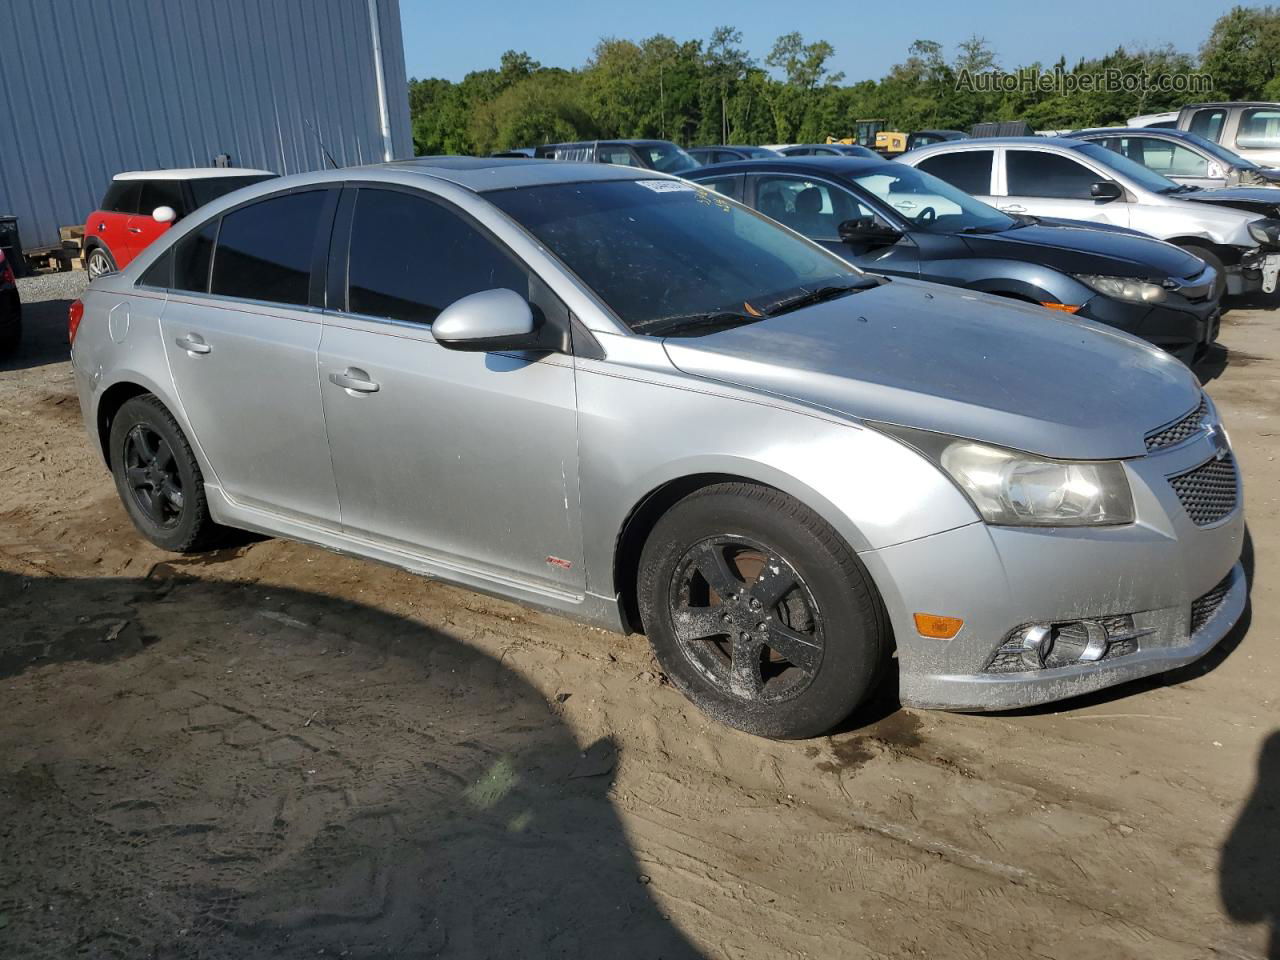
[68,299,85,344]
[0,259,13,287]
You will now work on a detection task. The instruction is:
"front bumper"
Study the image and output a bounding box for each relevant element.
[1077,290,1219,365]
[860,404,1245,711]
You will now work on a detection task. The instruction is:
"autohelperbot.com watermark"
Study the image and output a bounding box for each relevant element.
[956,67,1213,96]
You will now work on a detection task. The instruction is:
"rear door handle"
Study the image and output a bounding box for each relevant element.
[329,368,380,394]
[174,333,211,355]
[1000,204,1027,213]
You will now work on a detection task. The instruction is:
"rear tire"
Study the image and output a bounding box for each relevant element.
[1179,244,1227,300]
[637,482,887,739]
[108,395,219,553]
[86,246,114,280]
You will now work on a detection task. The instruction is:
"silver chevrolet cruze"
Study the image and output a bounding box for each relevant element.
[71,158,1246,738]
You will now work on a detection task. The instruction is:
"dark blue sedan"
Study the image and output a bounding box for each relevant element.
[687,156,1223,364]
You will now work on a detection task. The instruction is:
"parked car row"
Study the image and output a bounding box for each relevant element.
[72,156,1245,739]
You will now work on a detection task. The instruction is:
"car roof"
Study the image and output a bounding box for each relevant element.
[113,168,277,181]
[1069,127,1198,139]
[1179,101,1280,109]
[375,156,664,191]
[684,155,898,176]
[540,139,676,148]
[907,136,1085,152]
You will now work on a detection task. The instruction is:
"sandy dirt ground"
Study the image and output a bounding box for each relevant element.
[1,274,1278,960]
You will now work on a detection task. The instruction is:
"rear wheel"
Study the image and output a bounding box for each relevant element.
[109,395,219,553]
[637,482,887,739]
[86,247,114,280]
[1179,244,1227,300]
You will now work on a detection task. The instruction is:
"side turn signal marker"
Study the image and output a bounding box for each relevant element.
[1039,301,1081,313]
[914,613,964,639]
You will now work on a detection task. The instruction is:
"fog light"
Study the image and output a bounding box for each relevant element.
[986,616,1150,673]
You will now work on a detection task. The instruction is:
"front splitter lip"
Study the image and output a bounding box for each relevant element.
[899,561,1247,712]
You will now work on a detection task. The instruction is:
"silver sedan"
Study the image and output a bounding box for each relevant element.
[70,159,1246,738]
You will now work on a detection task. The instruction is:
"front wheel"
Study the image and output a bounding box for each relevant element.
[637,482,888,739]
[1179,244,1227,300]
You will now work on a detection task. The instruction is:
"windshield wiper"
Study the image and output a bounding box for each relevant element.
[958,224,1007,234]
[631,310,760,337]
[762,279,879,317]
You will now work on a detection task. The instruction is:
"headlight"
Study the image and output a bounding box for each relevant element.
[878,426,1135,526]
[1074,273,1166,304]
[1248,218,1280,246]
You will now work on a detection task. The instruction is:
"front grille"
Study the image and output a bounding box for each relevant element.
[1169,455,1239,526]
[1146,398,1208,451]
[1191,574,1233,634]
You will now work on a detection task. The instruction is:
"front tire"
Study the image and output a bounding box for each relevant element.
[1179,244,1227,300]
[108,395,218,553]
[637,482,887,739]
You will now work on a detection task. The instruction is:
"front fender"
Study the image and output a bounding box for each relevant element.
[574,359,979,598]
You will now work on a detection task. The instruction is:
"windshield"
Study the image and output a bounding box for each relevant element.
[636,144,699,174]
[1176,131,1260,170]
[851,163,1016,234]
[1072,142,1183,193]
[488,179,866,335]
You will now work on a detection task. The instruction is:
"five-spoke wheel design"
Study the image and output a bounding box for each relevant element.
[669,536,823,703]
[86,248,113,280]
[122,424,184,528]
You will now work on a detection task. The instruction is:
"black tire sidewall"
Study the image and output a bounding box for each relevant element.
[108,397,206,552]
[638,487,884,739]
[1181,245,1227,300]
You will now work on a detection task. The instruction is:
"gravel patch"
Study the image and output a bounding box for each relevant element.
[17,269,88,304]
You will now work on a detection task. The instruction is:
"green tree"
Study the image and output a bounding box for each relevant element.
[1201,6,1280,99]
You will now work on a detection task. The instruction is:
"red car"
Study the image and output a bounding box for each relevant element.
[0,247,19,355]
[83,168,276,278]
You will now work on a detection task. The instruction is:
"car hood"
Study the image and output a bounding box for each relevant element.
[959,220,1205,280]
[662,279,1200,461]
[1180,186,1280,218]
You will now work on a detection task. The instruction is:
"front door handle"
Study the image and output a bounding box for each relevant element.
[329,368,380,394]
[1000,204,1027,213]
[175,333,211,355]
[127,227,143,234]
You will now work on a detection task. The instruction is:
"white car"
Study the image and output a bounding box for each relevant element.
[899,136,1280,296]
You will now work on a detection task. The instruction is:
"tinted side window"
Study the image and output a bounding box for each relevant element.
[137,248,173,288]
[754,176,868,240]
[1189,108,1226,142]
[695,175,742,201]
[188,175,275,209]
[101,181,141,214]
[1006,151,1097,199]
[915,151,994,195]
[1237,108,1280,149]
[346,188,526,325]
[598,147,640,167]
[139,179,185,217]
[174,220,219,293]
[1123,137,1208,177]
[210,191,327,305]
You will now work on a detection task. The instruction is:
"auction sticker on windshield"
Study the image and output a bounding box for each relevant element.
[637,180,696,192]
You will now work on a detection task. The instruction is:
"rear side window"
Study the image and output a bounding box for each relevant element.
[174,220,219,293]
[101,180,141,214]
[1189,108,1227,142]
[139,180,185,218]
[915,151,994,195]
[346,188,526,325]
[210,191,327,305]
[138,249,173,288]
[188,175,276,209]
[1236,108,1280,150]
[695,174,743,201]
[1006,151,1097,199]
[598,147,640,167]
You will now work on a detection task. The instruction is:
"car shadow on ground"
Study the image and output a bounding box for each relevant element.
[1221,730,1280,959]
[0,568,704,959]
[0,291,74,373]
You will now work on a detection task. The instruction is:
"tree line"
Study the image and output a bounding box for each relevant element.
[408,6,1280,156]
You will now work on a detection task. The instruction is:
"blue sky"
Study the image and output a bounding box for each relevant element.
[398,0,1236,83]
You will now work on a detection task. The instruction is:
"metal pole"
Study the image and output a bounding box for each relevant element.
[367,0,394,162]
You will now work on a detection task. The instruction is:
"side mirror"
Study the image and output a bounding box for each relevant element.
[838,217,903,245]
[152,205,177,223]
[1090,181,1123,201]
[433,288,540,352]
[1206,161,1225,180]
